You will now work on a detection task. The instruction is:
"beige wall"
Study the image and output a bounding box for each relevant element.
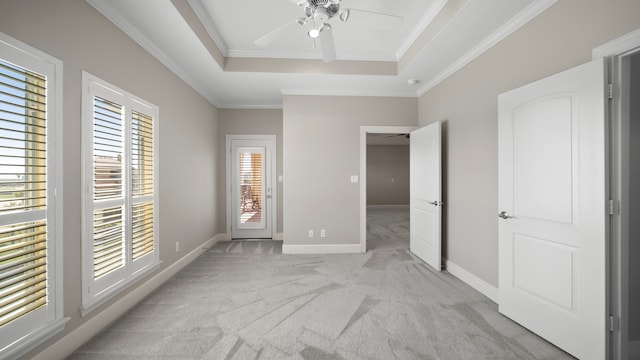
[0,0,221,358]
[283,96,417,246]
[218,109,283,234]
[366,145,410,206]
[418,0,640,287]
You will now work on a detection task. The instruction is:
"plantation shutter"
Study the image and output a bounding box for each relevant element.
[0,60,49,327]
[83,73,158,306]
[91,95,125,284]
[130,110,154,263]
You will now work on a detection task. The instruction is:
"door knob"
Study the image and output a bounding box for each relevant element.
[428,201,444,206]
[498,211,512,219]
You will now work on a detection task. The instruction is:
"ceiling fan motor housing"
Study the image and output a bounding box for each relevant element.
[306,0,340,19]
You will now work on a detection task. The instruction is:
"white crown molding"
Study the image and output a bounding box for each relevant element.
[227,49,398,62]
[85,0,222,108]
[416,0,559,96]
[395,0,449,61]
[280,88,417,98]
[228,49,325,60]
[592,27,640,59]
[217,103,284,110]
[186,0,229,56]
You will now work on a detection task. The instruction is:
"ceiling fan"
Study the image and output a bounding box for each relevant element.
[254,0,403,62]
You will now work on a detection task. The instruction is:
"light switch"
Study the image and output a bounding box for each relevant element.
[350,175,359,183]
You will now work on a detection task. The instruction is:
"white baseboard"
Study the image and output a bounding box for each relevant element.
[630,340,640,359]
[273,232,284,241]
[283,243,364,254]
[31,234,224,360]
[444,259,499,303]
[216,233,231,242]
[209,233,231,245]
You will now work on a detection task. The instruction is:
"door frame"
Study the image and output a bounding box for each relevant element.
[593,27,640,360]
[359,126,417,252]
[226,134,277,239]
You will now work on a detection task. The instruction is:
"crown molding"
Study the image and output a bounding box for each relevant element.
[416,0,559,96]
[395,0,448,61]
[227,49,398,62]
[281,88,417,98]
[85,0,221,108]
[186,0,229,55]
[217,103,284,110]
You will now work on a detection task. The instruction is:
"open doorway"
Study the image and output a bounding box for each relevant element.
[359,126,416,252]
[366,133,410,250]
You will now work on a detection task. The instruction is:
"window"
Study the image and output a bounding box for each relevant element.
[81,72,158,313]
[0,33,65,358]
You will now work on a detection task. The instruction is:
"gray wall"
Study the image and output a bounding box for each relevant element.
[218,109,283,234]
[366,145,410,206]
[629,51,640,342]
[0,0,221,357]
[283,95,417,246]
[418,0,640,286]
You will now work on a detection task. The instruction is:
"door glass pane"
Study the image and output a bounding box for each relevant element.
[238,149,263,227]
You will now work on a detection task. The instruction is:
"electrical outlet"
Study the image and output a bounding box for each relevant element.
[175,242,180,252]
[308,229,314,238]
[320,229,326,238]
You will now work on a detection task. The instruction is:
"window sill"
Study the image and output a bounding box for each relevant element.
[0,317,69,360]
[81,261,161,317]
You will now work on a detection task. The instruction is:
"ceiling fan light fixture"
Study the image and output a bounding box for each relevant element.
[308,28,320,38]
[339,9,350,22]
[309,23,331,38]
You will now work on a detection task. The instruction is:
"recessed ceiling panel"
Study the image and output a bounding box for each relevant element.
[195,0,441,61]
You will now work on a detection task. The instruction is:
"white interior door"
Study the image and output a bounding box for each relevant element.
[410,122,442,271]
[228,136,274,239]
[498,59,606,360]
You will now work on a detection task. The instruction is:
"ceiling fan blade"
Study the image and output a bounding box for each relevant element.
[254,20,299,47]
[344,8,403,29]
[289,0,309,6]
[319,25,336,62]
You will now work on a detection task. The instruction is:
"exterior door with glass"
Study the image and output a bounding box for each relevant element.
[227,136,275,239]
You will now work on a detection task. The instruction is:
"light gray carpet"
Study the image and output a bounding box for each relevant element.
[70,207,574,359]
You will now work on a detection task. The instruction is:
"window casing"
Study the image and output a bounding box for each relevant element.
[81,73,158,313]
[0,33,65,359]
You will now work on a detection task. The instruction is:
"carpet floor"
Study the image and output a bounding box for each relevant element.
[70,207,574,359]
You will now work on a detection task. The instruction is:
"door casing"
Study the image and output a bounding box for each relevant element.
[226,135,276,239]
[359,126,417,252]
[593,28,640,360]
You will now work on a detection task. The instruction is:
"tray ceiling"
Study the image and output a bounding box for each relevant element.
[86,0,556,108]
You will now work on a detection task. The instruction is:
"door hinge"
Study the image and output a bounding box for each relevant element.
[608,83,614,100]
[609,315,616,332]
[609,199,615,215]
